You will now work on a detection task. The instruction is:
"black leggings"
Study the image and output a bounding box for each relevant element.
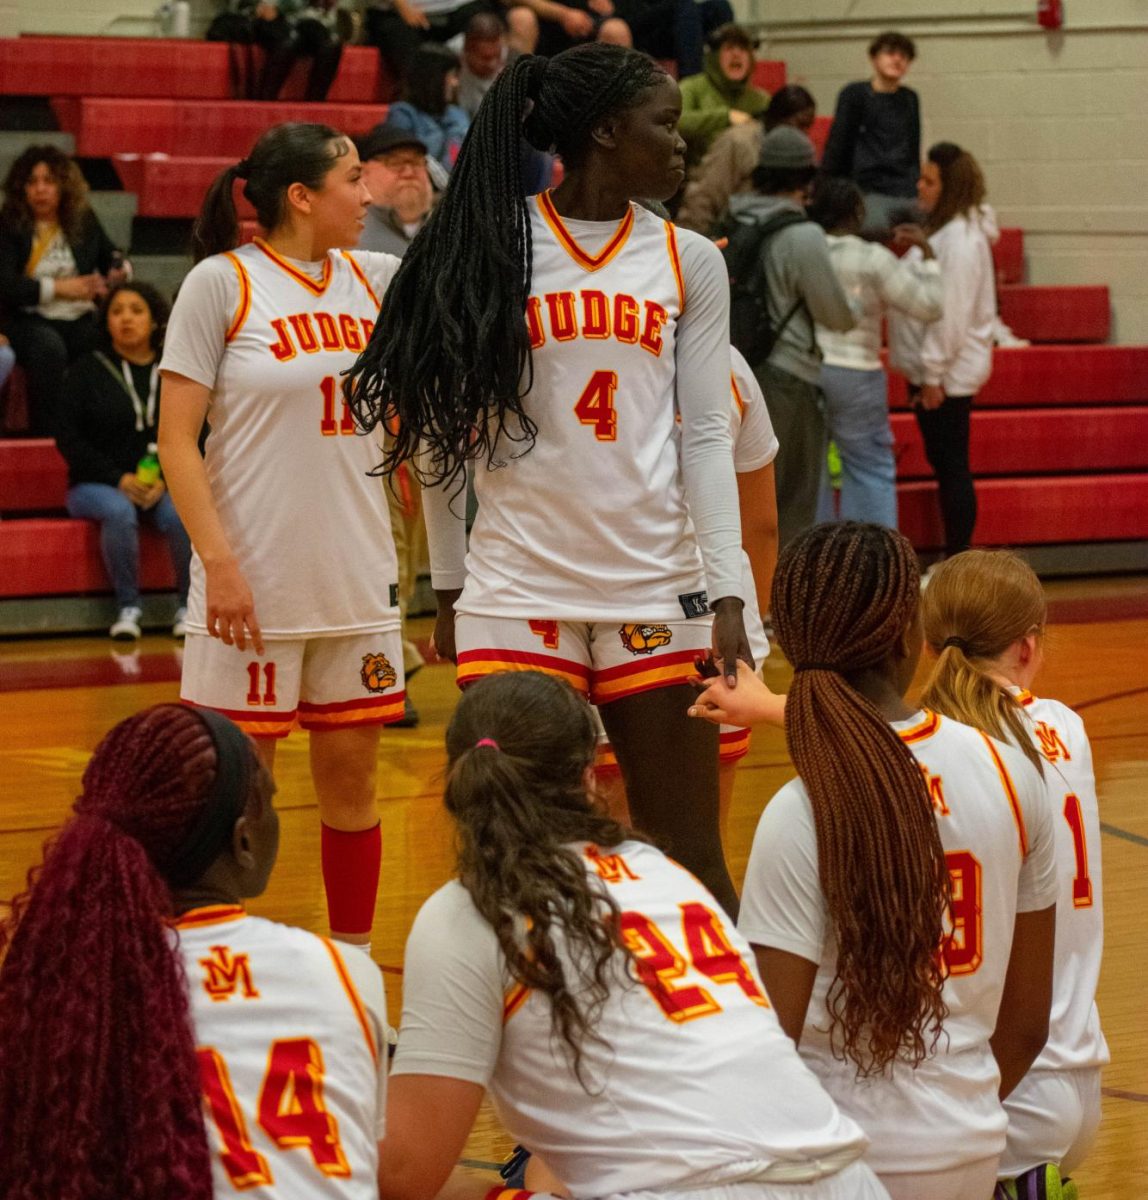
[253,15,343,102]
[7,312,99,437]
[913,391,977,558]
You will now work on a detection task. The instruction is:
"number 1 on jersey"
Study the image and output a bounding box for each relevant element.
[319,376,355,437]
[574,370,618,441]
[1063,793,1094,907]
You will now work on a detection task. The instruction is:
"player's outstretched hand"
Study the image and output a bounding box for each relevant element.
[711,595,753,686]
[689,661,786,728]
[429,587,462,664]
[206,558,263,655]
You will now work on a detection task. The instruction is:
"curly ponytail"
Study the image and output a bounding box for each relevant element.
[444,671,636,1083]
[919,550,1046,773]
[771,523,950,1077]
[343,44,669,492]
[0,705,261,1200]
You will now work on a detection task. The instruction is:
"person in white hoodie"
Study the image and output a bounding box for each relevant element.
[888,141,996,561]
[809,176,943,529]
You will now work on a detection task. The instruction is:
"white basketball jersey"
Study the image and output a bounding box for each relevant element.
[1012,688,1109,1072]
[459,197,707,622]
[177,906,386,1198]
[729,347,777,666]
[741,712,1058,1173]
[163,241,400,638]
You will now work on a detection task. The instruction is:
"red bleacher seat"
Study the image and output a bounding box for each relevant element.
[752,61,787,94]
[0,36,384,102]
[891,407,1148,479]
[114,155,253,219]
[0,439,67,512]
[994,227,1024,285]
[0,518,176,598]
[56,97,388,159]
[998,285,1110,344]
[898,474,1148,550]
[886,345,1148,409]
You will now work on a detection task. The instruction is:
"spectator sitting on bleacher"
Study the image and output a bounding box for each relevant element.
[56,281,191,642]
[358,127,433,257]
[239,0,344,101]
[0,145,126,438]
[457,10,515,117]
[678,23,769,168]
[380,43,471,175]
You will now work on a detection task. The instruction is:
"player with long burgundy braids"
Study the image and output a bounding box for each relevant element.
[0,704,386,1200]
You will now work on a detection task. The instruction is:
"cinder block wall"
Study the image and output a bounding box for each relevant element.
[740,1,1148,344]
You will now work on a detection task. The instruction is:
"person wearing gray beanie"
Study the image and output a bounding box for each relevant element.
[725,125,856,548]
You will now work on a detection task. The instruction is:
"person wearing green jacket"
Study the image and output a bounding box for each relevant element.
[678,24,770,166]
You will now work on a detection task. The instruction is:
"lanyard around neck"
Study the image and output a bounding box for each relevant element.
[120,358,159,432]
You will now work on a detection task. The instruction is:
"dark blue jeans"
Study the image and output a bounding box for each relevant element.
[67,482,191,608]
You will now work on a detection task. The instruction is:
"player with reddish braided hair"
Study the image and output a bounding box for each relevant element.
[689,522,1059,1200]
[0,704,387,1200]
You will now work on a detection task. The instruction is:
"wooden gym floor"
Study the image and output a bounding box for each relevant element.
[1,574,1146,1194]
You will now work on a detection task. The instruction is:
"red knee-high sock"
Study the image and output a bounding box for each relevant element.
[321,821,382,937]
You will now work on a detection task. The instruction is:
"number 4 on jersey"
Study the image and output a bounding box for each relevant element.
[574,370,618,441]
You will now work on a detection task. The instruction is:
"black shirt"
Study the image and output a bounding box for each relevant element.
[822,81,921,199]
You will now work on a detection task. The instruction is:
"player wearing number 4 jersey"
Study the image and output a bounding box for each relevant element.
[347,46,751,917]
[379,671,888,1200]
[161,123,405,950]
[688,524,1058,1200]
[0,705,387,1200]
[920,551,1107,1196]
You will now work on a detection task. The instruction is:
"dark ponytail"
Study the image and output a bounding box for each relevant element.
[192,121,349,262]
[444,671,636,1082]
[771,523,951,1078]
[344,45,669,492]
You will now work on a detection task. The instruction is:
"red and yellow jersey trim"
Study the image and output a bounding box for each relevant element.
[719,727,751,764]
[979,731,1029,856]
[456,649,592,696]
[730,372,746,419]
[320,937,379,1063]
[536,191,634,273]
[591,648,700,705]
[182,699,298,740]
[340,250,380,308]
[1014,688,1035,708]
[174,904,247,930]
[486,1189,535,1200]
[503,982,531,1023]
[897,709,941,745]
[222,252,252,343]
[298,693,406,730]
[664,219,686,313]
[253,237,332,296]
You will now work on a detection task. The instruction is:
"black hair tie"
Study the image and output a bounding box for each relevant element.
[942,636,971,653]
[163,709,254,888]
[234,158,251,180]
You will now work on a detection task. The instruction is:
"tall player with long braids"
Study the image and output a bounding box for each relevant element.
[0,705,386,1200]
[920,551,1107,1199]
[160,124,405,951]
[345,46,749,915]
[689,523,1059,1200]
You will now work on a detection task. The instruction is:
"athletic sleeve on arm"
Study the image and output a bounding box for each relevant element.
[391,883,504,1086]
[738,780,827,964]
[336,942,391,1138]
[674,231,744,605]
[418,449,469,591]
[1011,751,1060,912]
[158,255,238,389]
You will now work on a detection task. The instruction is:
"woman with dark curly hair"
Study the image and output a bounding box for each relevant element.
[688,522,1058,1200]
[0,144,126,435]
[346,44,750,916]
[0,703,387,1200]
[55,281,192,641]
[378,669,884,1200]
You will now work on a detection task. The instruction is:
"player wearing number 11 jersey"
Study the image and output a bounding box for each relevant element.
[160,123,403,949]
[380,671,887,1200]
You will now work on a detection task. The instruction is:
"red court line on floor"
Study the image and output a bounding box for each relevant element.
[1046,592,1148,624]
[1,652,184,692]
[1103,1088,1148,1104]
[1073,687,1148,713]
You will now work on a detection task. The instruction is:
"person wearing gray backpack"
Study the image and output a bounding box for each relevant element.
[725,127,854,547]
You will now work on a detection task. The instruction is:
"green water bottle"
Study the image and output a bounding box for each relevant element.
[136,442,161,486]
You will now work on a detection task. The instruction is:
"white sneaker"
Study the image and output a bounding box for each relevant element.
[172,606,188,639]
[110,605,143,640]
[993,317,1030,348]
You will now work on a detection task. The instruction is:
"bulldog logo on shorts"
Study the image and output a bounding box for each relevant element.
[618,624,673,656]
[360,652,397,693]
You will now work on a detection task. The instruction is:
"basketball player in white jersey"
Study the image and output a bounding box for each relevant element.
[345,46,750,918]
[687,523,1059,1200]
[920,551,1107,1198]
[377,670,888,1200]
[0,704,386,1199]
[160,124,404,951]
